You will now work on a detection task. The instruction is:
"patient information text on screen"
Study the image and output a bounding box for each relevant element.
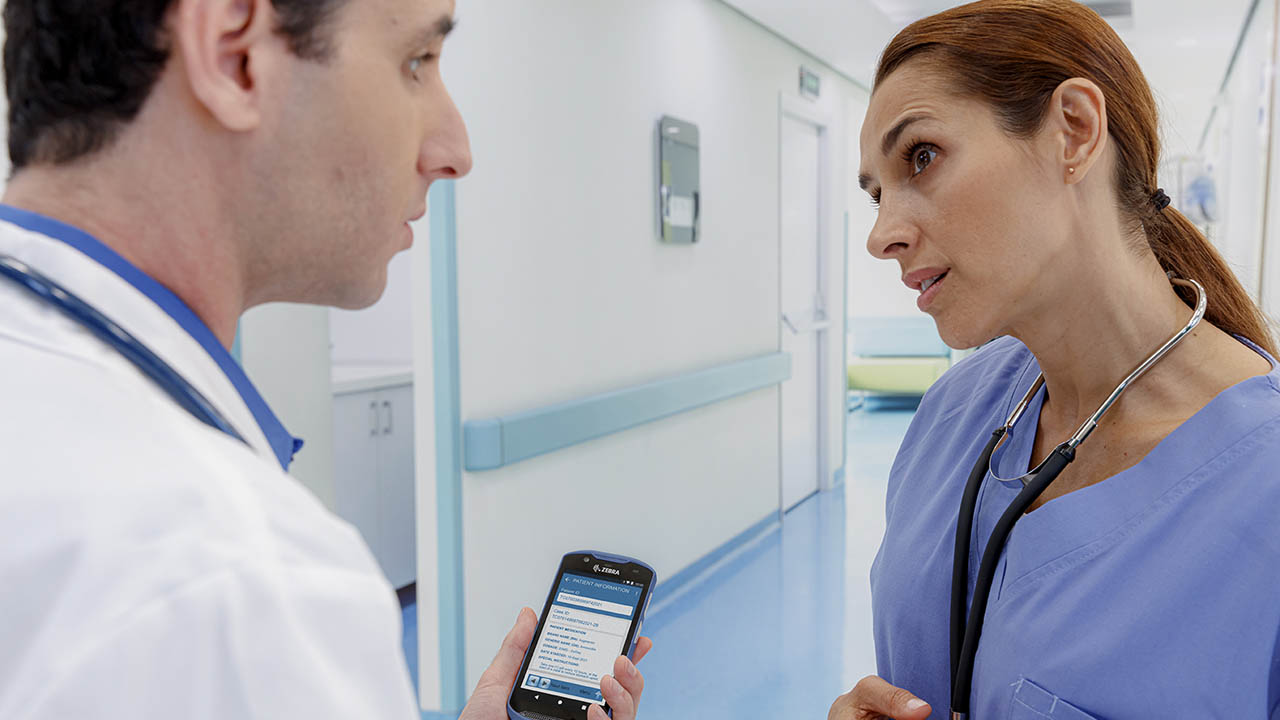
[521,574,643,705]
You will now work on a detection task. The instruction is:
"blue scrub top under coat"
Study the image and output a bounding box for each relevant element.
[0,204,303,471]
[871,335,1280,718]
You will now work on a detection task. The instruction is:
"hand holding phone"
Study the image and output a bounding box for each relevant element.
[507,551,656,720]
[459,609,651,720]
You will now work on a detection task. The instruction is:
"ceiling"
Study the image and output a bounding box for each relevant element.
[721,0,1254,159]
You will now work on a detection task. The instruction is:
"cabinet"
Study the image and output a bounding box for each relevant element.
[332,380,415,589]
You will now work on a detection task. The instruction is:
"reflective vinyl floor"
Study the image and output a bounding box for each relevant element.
[407,407,916,719]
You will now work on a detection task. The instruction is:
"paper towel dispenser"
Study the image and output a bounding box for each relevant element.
[657,116,700,244]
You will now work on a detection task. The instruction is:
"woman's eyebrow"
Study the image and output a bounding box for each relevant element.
[880,114,930,156]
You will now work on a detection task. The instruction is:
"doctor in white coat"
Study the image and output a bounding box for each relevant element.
[0,0,651,718]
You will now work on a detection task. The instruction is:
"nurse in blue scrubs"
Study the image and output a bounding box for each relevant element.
[831,1,1280,718]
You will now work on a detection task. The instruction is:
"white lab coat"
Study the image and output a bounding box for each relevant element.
[0,217,420,718]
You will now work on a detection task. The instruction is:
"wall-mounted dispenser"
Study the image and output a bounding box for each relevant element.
[657,116,700,244]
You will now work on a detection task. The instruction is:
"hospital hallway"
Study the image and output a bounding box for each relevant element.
[405,407,916,719]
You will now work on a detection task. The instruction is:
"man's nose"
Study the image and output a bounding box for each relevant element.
[420,91,473,181]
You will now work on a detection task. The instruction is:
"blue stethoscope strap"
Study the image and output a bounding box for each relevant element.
[0,254,249,447]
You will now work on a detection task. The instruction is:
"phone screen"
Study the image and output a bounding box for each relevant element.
[521,573,642,703]
[510,554,653,720]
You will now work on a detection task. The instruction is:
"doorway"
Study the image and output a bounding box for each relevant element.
[779,96,833,513]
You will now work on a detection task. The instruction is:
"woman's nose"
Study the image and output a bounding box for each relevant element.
[866,204,917,260]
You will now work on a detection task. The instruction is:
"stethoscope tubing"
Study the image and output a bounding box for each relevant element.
[948,277,1206,718]
[0,254,248,446]
[949,428,1004,689]
[950,441,1074,715]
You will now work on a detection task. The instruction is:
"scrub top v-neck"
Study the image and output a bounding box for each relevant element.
[870,335,1280,719]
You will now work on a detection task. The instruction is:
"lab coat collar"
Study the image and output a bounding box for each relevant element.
[0,204,302,471]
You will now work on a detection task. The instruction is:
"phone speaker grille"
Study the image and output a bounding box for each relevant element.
[522,713,570,720]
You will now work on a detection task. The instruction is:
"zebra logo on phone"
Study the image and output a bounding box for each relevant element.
[593,564,620,575]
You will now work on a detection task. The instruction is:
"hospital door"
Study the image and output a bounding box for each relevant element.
[779,113,828,512]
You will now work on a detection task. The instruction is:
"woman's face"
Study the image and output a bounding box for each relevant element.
[858,60,1074,349]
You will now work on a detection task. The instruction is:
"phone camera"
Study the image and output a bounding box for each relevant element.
[583,557,591,563]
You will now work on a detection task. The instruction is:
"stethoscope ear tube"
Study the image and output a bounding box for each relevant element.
[950,442,1076,715]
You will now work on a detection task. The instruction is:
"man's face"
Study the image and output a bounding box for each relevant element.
[245,0,471,309]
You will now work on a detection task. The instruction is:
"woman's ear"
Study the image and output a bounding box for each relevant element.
[1049,77,1108,185]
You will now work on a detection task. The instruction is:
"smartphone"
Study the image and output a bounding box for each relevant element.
[507,550,656,720]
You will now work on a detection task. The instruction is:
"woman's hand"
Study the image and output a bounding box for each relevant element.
[458,607,653,720]
[828,675,932,720]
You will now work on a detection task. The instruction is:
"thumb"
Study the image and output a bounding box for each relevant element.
[473,607,538,693]
[847,675,932,720]
[890,686,931,712]
[885,686,931,720]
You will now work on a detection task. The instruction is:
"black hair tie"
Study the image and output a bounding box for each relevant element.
[1151,188,1171,212]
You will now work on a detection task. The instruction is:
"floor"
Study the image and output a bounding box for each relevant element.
[404,406,916,718]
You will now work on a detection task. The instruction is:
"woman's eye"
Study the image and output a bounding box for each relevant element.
[911,146,937,176]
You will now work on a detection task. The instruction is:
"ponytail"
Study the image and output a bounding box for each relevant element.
[1145,207,1276,357]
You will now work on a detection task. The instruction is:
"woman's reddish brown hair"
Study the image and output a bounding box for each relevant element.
[877,0,1275,356]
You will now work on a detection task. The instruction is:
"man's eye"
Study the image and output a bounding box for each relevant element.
[409,54,435,77]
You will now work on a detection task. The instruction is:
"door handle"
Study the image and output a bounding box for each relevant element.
[782,312,831,335]
[369,401,379,437]
[382,400,393,435]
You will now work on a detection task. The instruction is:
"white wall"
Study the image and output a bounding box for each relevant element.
[239,304,337,509]
[439,0,860,693]
[330,250,414,367]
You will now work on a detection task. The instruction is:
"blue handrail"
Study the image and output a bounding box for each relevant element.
[464,352,791,471]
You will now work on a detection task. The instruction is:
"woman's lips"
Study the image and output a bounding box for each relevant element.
[917,271,948,311]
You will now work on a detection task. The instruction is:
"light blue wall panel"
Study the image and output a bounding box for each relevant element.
[428,180,466,711]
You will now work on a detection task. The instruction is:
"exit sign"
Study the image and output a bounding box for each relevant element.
[800,67,820,99]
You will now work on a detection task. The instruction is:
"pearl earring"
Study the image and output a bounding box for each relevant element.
[1068,167,1076,174]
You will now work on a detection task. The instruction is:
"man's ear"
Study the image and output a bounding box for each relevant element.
[1048,77,1108,185]
[171,0,281,132]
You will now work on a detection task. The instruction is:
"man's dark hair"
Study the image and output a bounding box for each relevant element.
[3,0,345,170]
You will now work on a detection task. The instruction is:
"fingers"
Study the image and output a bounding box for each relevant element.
[613,653,645,705]
[586,642,650,720]
[632,636,653,664]
[598,673,637,720]
[473,607,538,693]
[828,676,930,720]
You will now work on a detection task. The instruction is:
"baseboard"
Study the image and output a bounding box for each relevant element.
[646,511,780,617]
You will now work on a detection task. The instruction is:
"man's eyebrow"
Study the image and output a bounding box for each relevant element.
[881,114,930,157]
[410,15,456,47]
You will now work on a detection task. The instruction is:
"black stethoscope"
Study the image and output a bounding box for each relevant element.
[948,276,1207,720]
[0,254,248,446]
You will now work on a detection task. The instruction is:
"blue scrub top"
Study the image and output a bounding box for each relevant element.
[871,335,1280,718]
